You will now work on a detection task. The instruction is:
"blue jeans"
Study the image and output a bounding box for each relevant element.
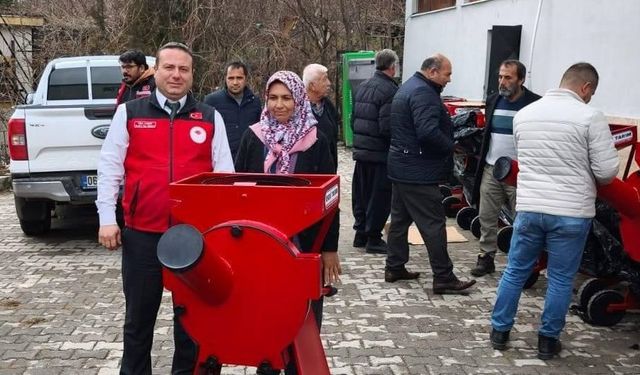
[491,212,592,338]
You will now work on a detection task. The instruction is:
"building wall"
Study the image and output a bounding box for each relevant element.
[403,0,640,119]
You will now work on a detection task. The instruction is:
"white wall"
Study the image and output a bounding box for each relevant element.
[403,0,640,119]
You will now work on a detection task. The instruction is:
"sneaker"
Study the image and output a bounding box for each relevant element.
[365,237,388,254]
[353,232,367,248]
[490,328,510,350]
[432,278,476,294]
[471,253,495,277]
[384,268,420,282]
[537,334,562,360]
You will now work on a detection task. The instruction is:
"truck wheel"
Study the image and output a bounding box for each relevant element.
[20,217,52,236]
[14,198,52,236]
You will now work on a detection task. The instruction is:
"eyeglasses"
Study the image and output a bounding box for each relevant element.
[120,64,138,70]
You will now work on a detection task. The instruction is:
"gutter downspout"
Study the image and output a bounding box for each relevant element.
[528,0,544,90]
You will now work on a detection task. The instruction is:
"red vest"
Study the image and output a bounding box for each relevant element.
[122,98,214,232]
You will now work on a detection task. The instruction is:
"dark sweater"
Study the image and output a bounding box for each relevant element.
[234,129,339,252]
[203,87,261,160]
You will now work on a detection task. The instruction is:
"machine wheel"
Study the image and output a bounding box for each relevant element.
[523,271,539,289]
[577,278,608,309]
[456,206,477,230]
[439,185,452,198]
[470,216,481,239]
[586,289,626,327]
[496,226,513,253]
[442,196,462,218]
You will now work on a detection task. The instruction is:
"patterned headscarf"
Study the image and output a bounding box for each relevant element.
[260,71,317,174]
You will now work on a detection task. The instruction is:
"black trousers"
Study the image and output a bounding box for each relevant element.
[385,183,455,283]
[351,161,392,238]
[120,228,196,375]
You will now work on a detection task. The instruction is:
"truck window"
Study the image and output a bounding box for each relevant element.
[47,67,88,100]
[91,66,122,99]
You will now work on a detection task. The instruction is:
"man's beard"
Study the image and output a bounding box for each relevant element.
[499,86,514,97]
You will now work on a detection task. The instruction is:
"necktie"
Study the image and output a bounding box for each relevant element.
[166,101,180,120]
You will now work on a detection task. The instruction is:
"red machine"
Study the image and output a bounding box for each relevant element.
[156,173,339,374]
[493,124,640,325]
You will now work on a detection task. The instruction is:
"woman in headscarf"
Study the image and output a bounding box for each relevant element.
[235,71,341,374]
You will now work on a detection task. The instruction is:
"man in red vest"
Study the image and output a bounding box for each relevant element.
[96,42,233,374]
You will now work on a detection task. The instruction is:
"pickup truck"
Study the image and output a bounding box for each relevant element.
[7,55,154,235]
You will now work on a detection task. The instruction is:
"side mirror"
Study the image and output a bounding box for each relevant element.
[26,93,34,105]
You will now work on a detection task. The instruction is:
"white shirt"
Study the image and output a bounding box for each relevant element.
[96,90,234,226]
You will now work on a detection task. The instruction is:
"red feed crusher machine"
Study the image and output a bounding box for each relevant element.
[156,173,340,374]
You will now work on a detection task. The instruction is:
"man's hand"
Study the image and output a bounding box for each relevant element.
[98,224,121,250]
[321,251,342,285]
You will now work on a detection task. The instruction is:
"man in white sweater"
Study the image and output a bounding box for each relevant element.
[489,63,619,360]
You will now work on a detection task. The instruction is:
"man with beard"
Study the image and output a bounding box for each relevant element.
[115,50,156,105]
[470,60,540,277]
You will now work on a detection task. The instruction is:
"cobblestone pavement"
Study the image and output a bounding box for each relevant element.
[1,145,639,374]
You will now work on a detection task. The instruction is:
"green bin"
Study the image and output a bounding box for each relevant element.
[341,51,376,147]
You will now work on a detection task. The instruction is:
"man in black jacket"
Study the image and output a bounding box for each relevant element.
[204,61,262,160]
[115,50,156,105]
[470,60,541,277]
[351,49,399,254]
[303,63,340,173]
[385,54,476,295]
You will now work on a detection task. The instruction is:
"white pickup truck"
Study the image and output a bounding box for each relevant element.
[7,55,154,235]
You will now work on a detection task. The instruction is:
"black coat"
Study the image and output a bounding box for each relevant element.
[352,71,399,164]
[234,128,339,253]
[387,72,454,185]
[203,87,262,160]
[312,98,340,173]
[470,87,541,204]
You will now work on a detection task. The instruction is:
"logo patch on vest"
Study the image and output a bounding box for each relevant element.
[190,112,203,120]
[190,126,207,144]
[133,120,156,129]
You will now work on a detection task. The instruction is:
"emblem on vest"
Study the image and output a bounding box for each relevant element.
[190,126,206,144]
[190,112,203,120]
[133,120,157,129]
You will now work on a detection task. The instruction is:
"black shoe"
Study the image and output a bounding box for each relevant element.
[538,334,562,360]
[490,328,510,350]
[353,232,367,248]
[385,268,420,283]
[471,254,496,277]
[365,237,388,254]
[432,278,476,294]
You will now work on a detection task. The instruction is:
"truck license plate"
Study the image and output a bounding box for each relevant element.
[81,175,98,189]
